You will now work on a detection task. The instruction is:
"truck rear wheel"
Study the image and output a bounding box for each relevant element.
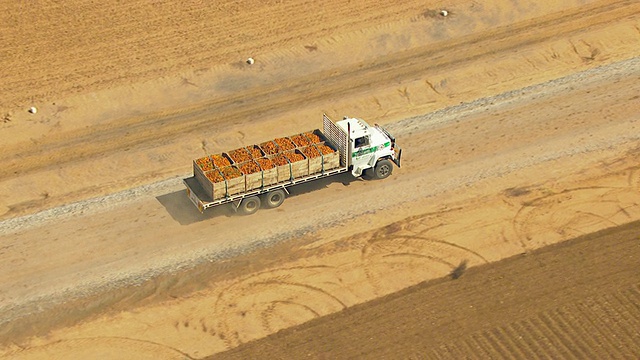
[263,189,286,208]
[373,159,393,180]
[239,196,261,215]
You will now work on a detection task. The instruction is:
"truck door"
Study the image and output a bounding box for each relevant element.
[351,135,373,175]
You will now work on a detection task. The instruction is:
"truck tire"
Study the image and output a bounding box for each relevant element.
[239,196,261,215]
[263,189,286,208]
[373,159,393,180]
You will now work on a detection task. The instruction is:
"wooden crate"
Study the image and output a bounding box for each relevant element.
[199,169,227,200]
[211,153,233,168]
[275,163,291,183]
[238,160,264,191]
[286,149,309,179]
[194,160,209,192]
[246,145,265,159]
[218,165,246,196]
[194,156,214,172]
[303,129,328,144]
[259,140,280,156]
[268,154,292,183]
[227,147,252,164]
[300,142,340,175]
[261,166,278,187]
[300,146,323,175]
[318,142,340,171]
[255,157,278,186]
[245,168,278,190]
[274,137,296,152]
[289,133,313,148]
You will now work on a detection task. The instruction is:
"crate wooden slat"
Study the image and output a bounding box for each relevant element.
[262,166,277,186]
[319,142,340,171]
[245,172,262,191]
[244,167,278,190]
[218,166,246,196]
[275,163,291,182]
[301,146,323,175]
[255,157,278,186]
[201,169,227,200]
[194,160,209,193]
[287,149,309,179]
[239,160,264,191]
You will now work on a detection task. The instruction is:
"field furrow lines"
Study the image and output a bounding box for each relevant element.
[606,292,640,341]
[539,310,591,358]
[488,326,532,359]
[529,315,577,359]
[474,332,507,358]
[502,323,541,358]
[511,321,551,359]
[460,342,483,360]
[482,327,518,359]
[574,300,627,358]
[590,295,638,346]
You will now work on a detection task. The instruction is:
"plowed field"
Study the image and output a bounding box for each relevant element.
[1,0,640,359]
[214,221,640,359]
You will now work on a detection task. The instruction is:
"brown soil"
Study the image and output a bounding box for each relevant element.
[213,221,640,359]
[1,0,640,359]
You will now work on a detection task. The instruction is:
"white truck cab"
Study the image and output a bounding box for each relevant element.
[336,116,402,179]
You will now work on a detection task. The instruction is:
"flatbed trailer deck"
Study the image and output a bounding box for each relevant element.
[184,164,349,212]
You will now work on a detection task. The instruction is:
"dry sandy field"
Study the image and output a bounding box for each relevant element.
[1,0,639,358]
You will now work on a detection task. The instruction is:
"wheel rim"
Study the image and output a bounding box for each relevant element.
[242,197,260,214]
[246,200,258,210]
[378,164,390,177]
[270,194,281,204]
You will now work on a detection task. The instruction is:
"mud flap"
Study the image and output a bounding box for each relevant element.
[393,147,402,168]
[231,199,242,212]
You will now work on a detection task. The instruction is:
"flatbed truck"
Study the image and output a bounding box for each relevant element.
[183,114,401,215]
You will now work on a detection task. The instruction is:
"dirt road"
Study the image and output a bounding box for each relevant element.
[1,0,640,358]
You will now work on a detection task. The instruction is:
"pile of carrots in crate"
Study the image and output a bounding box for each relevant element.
[197,130,336,183]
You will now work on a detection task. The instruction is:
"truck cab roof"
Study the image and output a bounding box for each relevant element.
[336,117,369,138]
[336,117,389,145]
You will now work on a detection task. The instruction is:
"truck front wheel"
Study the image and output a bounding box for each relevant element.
[263,189,286,208]
[373,159,393,180]
[239,196,261,215]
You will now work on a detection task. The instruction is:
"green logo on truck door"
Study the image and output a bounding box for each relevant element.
[352,142,390,157]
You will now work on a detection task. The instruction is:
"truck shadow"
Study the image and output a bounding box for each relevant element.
[156,189,235,225]
[286,172,360,197]
[156,172,360,225]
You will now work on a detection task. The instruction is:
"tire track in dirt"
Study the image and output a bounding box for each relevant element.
[211,265,347,348]
[360,220,489,295]
[209,211,492,350]
[511,180,640,250]
[3,336,194,360]
[2,0,637,180]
